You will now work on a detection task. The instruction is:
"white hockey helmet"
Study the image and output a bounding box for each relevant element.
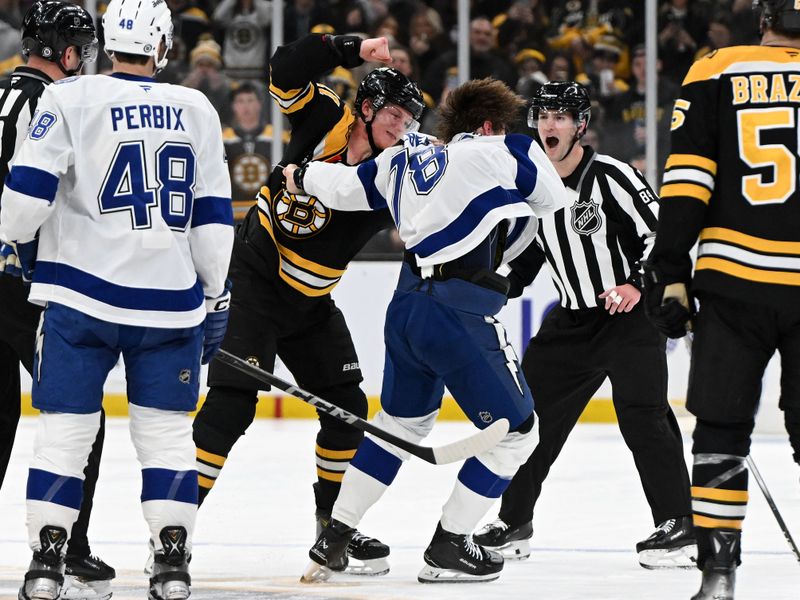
[102,0,173,71]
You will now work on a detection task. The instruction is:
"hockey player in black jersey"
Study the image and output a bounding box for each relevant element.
[192,32,424,575]
[0,3,115,599]
[644,2,800,598]
[474,81,695,570]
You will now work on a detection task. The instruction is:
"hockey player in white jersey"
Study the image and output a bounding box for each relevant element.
[0,0,234,598]
[284,78,567,583]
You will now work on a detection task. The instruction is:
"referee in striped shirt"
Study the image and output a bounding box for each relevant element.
[474,82,694,569]
[0,0,117,589]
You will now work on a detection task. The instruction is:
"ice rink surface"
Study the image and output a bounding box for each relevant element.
[1,417,798,599]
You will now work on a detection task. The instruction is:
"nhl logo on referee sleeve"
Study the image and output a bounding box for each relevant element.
[570,199,602,235]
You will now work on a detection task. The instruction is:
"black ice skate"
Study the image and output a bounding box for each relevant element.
[636,516,697,569]
[61,553,115,600]
[18,526,67,600]
[314,512,390,576]
[690,529,739,600]
[473,518,533,560]
[148,526,191,600]
[691,565,736,600]
[302,518,356,583]
[418,522,504,583]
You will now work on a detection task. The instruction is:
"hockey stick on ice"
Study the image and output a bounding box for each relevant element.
[746,454,800,564]
[214,349,509,465]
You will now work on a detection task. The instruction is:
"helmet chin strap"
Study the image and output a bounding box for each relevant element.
[364,116,381,157]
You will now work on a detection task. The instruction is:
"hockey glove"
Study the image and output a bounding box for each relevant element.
[642,261,693,339]
[0,243,22,277]
[202,280,232,365]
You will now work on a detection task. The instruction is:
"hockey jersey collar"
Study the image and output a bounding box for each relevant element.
[562,145,595,191]
[12,66,53,85]
[110,72,156,83]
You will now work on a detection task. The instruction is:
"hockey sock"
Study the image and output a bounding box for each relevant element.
[26,411,101,552]
[331,437,402,527]
[691,454,747,568]
[442,457,513,534]
[313,444,356,513]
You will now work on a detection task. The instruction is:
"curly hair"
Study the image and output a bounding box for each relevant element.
[435,78,526,142]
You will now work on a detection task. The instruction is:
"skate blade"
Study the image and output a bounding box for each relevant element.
[638,544,697,570]
[61,576,113,600]
[300,561,334,583]
[485,539,531,561]
[344,557,390,576]
[417,565,500,583]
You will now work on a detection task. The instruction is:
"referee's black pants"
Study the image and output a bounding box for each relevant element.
[498,303,691,528]
[0,275,105,557]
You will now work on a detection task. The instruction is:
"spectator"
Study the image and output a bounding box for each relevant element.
[514,47,547,98]
[181,38,235,125]
[495,0,549,59]
[389,44,434,111]
[603,44,678,169]
[223,82,288,221]
[168,0,212,55]
[576,35,628,107]
[423,16,516,105]
[546,51,576,82]
[695,11,734,59]
[657,0,708,85]
[407,6,449,75]
[213,0,272,82]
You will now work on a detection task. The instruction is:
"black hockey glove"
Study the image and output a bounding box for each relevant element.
[642,261,693,339]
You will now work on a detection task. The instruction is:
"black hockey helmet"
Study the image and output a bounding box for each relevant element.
[527,80,591,135]
[355,67,425,123]
[754,0,800,33]
[22,1,98,70]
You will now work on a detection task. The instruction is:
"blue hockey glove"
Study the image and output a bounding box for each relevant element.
[1,239,38,282]
[0,243,22,277]
[202,280,232,365]
[642,261,693,339]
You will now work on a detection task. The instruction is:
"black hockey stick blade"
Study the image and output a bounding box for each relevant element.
[746,455,800,564]
[214,349,509,465]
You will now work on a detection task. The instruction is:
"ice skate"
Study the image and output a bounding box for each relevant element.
[18,526,67,600]
[418,522,504,583]
[691,565,735,600]
[636,516,697,569]
[473,518,533,560]
[302,518,355,583]
[315,512,390,576]
[61,553,115,600]
[147,527,191,600]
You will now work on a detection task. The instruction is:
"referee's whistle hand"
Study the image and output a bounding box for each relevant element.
[599,284,641,315]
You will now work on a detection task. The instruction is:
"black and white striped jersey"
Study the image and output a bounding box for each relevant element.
[0,66,52,196]
[509,145,659,309]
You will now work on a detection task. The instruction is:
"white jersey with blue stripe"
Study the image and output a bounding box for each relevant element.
[0,73,233,328]
[301,132,567,267]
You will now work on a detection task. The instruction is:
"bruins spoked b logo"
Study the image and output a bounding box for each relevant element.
[273,190,331,238]
[570,199,602,235]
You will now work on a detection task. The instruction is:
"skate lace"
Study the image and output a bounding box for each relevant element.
[350,532,372,545]
[464,537,484,560]
[657,519,676,534]
[480,519,508,535]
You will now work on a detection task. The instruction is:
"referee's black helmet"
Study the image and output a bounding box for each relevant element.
[21,1,98,67]
[754,0,800,33]
[527,81,591,136]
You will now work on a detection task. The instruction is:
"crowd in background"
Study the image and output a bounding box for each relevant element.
[0,0,762,257]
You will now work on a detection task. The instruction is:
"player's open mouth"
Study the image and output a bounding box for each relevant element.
[545,136,559,149]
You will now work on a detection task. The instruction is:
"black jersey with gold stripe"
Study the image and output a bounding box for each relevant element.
[240,34,391,298]
[655,45,800,307]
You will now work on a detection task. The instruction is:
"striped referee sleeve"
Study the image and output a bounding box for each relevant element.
[0,85,36,195]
